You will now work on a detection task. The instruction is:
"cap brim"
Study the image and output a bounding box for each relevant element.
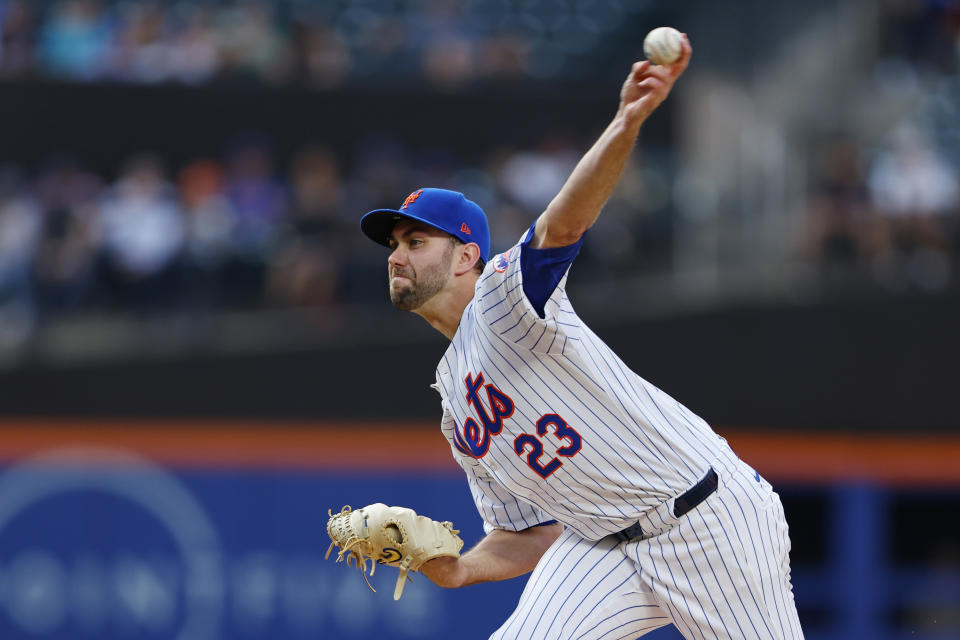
[360,209,406,247]
[360,208,454,247]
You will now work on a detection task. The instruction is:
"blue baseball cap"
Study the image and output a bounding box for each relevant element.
[361,188,490,262]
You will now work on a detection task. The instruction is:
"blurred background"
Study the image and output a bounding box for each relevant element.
[0,0,958,638]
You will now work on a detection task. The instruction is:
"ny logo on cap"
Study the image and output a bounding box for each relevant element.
[460,222,471,234]
[401,189,423,210]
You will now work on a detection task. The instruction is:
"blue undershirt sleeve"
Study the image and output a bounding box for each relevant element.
[520,221,586,318]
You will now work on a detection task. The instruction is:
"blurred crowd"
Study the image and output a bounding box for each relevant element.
[0,0,642,88]
[803,125,960,292]
[2,116,959,345]
[2,0,960,353]
[801,0,960,292]
[0,131,679,346]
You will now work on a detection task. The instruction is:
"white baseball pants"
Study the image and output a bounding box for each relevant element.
[489,459,804,640]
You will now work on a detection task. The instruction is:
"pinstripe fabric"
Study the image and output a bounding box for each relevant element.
[490,462,804,640]
[434,237,803,638]
[622,460,804,640]
[490,528,671,640]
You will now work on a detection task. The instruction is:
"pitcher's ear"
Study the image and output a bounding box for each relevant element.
[455,242,481,275]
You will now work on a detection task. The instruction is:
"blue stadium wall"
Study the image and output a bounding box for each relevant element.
[0,423,956,640]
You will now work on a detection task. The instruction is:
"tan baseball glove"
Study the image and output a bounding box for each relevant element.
[325,503,464,600]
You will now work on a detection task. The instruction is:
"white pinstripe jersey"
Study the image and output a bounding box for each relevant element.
[433,234,739,541]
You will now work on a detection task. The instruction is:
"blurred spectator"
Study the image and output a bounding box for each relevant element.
[478,34,529,80]
[166,5,220,84]
[803,140,876,280]
[32,156,103,312]
[223,134,288,255]
[266,146,349,310]
[599,151,675,272]
[350,137,415,213]
[0,170,43,295]
[109,1,173,83]
[179,159,235,272]
[291,19,351,89]
[213,3,292,84]
[0,168,42,347]
[38,0,111,80]
[177,159,235,310]
[219,134,289,306]
[98,154,185,311]
[867,124,958,291]
[422,35,475,89]
[417,0,477,89]
[497,134,579,213]
[0,0,37,77]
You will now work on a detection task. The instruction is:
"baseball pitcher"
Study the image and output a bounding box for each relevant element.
[336,34,804,640]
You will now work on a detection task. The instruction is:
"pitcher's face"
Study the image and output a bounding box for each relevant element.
[387,221,456,311]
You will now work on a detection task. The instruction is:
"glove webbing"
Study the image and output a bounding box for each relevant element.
[324,506,414,599]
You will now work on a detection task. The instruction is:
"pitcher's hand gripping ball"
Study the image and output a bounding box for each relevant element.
[326,503,465,600]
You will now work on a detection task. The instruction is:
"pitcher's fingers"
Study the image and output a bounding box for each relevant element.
[637,64,675,84]
[630,60,651,81]
[635,77,667,94]
[669,34,692,73]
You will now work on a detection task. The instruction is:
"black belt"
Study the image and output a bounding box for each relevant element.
[614,467,719,542]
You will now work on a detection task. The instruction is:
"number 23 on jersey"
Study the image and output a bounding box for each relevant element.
[452,372,583,479]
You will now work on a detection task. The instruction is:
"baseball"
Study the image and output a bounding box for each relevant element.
[643,26,683,65]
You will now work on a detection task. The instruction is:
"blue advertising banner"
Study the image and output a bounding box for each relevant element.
[0,445,683,640]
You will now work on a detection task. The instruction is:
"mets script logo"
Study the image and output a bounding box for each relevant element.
[452,373,514,458]
[452,371,585,479]
[400,189,423,210]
